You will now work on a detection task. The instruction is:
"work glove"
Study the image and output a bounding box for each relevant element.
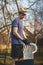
[22,39,30,45]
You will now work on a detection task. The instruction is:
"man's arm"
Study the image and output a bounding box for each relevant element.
[23,30,27,39]
[13,27,23,40]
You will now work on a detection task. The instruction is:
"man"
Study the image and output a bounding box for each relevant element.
[11,11,26,65]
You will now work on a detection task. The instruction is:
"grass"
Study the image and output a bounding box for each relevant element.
[0,57,12,65]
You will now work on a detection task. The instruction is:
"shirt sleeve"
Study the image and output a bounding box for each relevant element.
[12,18,18,27]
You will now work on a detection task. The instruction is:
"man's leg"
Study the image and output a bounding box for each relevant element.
[11,59,15,65]
[11,58,20,65]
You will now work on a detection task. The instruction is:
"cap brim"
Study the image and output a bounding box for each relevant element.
[19,11,26,15]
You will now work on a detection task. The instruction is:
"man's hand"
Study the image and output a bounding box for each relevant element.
[22,39,30,45]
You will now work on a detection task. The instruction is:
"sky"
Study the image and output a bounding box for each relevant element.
[18,0,36,8]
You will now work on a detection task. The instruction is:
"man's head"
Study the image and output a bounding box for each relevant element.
[18,11,26,19]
